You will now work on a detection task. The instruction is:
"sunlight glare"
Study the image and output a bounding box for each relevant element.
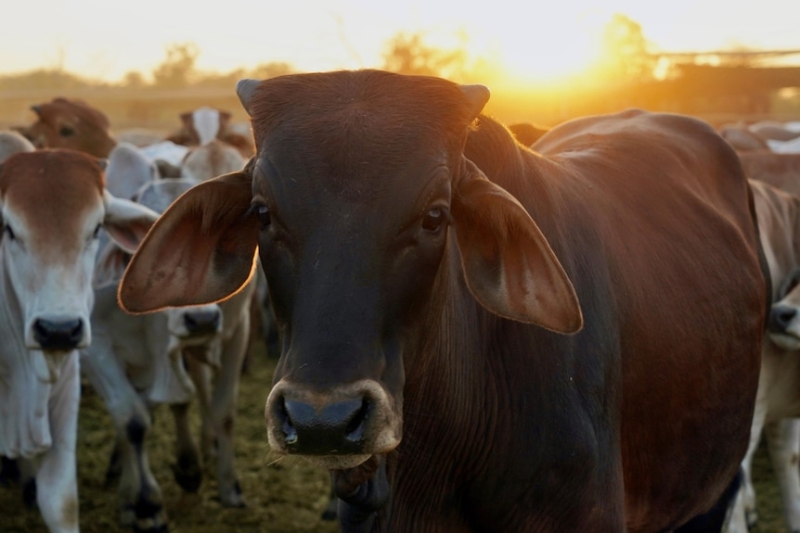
[457,6,608,87]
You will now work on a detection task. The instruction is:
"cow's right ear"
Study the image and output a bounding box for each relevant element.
[118,170,258,314]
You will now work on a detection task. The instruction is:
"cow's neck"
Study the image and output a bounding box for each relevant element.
[0,248,57,459]
[0,252,25,356]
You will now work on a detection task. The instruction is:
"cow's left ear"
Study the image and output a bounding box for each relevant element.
[103,190,159,254]
[452,159,583,334]
[118,170,258,314]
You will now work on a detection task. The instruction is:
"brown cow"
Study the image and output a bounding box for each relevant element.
[739,150,800,196]
[164,107,254,158]
[506,122,550,146]
[19,98,117,158]
[118,71,767,532]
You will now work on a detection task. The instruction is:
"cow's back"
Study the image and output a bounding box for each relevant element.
[469,109,767,530]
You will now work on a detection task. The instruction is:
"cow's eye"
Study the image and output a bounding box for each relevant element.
[256,205,271,230]
[422,208,446,233]
[3,225,15,241]
[93,224,102,239]
[59,125,75,137]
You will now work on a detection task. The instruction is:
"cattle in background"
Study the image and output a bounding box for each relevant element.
[104,142,161,200]
[16,99,252,168]
[727,179,800,533]
[83,176,255,531]
[739,151,800,196]
[720,125,771,152]
[0,131,35,163]
[17,98,117,158]
[118,70,767,532]
[507,122,550,146]
[767,137,800,154]
[165,106,254,158]
[0,149,157,533]
[181,138,248,183]
[749,121,800,142]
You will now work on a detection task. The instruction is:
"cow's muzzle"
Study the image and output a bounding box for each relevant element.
[265,379,401,469]
[183,309,222,336]
[32,317,84,351]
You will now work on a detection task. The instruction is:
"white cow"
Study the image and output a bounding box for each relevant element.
[83,174,255,531]
[0,149,157,533]
[727,179,800,533]
[0,131,35,163]
[768,137,800,154]
[105,142,161,200]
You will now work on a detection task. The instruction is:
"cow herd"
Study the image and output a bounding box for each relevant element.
[1,69,800,533]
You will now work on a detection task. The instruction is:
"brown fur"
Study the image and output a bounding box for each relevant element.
[166,108,254,158]
[740,150,800,196]
[21,98,116,158]
[0,149,104,259]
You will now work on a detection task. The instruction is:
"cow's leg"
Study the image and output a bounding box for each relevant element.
[80,344,167,532]
[764,418,800,532]
[723,486,749,533]
[169,402,202,493]
[104,436,123,488]
[209,315,249,507]
[18,457,37,508]
[740,383,768,529]
[186,355,215,463]
[36,352,80,533]
[0,456,20,486]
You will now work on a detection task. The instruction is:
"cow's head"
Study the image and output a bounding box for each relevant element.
[22,98,117,158]
[95,177,224,360]
[768,267,800,350]
[118,71,581,470]
[0,149,157,368]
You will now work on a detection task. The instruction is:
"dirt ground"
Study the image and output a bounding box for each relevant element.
[0,337,792,532]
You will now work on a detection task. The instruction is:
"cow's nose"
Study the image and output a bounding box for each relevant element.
[33,318,84,351]
[769,304,798,333]
[274,396,371,455]
[184,310,221,336]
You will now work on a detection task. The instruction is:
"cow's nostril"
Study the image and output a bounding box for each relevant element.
[344,399,370,442]
[33,318,84,351]
[183,310,221,335]
[279,397,298,445]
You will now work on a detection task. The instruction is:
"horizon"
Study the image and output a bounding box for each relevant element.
[3,1,800,87]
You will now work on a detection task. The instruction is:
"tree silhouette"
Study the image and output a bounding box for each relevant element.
[151,43,200,88]
[596,14,657,83]
[381,32,468,80]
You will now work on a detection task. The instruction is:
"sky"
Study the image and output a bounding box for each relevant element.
[2,0,800,83]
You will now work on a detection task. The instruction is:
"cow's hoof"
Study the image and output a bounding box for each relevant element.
[219,480,246,508]
[171,452,202,493]
[123,499,168,533]
[745,508,758,529]
[132,517,169,533]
